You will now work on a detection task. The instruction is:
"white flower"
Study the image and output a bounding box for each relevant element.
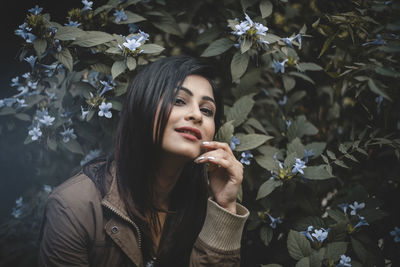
[81,106,89,120]
[29,126,42,141]
[39,115,55,126]
[60,128,77,143]
[98,102,112,118]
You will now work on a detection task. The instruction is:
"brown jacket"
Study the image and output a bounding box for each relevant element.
[38,162,249,267]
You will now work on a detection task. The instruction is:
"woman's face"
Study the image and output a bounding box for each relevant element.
[160,74,216,160]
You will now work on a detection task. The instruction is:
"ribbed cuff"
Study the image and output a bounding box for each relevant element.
[198,198,249,251]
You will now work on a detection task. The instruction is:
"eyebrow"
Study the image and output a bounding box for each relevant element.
[179,87,216,105]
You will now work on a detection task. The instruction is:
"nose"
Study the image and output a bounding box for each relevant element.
[185,105,203,123]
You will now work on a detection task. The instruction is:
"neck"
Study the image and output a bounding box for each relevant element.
[153,153,189,209]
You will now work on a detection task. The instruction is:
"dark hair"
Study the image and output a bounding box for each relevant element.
[114,55,222,266]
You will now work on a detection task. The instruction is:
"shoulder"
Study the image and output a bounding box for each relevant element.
[47,171,102,216]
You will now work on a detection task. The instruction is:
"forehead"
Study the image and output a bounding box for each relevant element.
[180,75,214,98]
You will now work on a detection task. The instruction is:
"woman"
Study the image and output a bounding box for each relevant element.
[38,56,249,267]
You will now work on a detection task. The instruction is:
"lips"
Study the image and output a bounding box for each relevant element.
[175,127,202,140]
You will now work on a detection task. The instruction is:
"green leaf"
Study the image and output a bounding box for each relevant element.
[289,71,315,85]
[367,79,392,101]
[261,264,282,267]
[327,209,347,223]
[374,67,400,78]
[94,4,113,15]
[201,38,234,57]
[240,37,252,53]
[109,100,123,111]
[241,0,258,11]
[91,63,111,75]
[72,31,115,47]
[360,208,388,223]
[0,107,16,116]
[260,0,273,18]
[287,138,305,157]
[303,165,335,180]
[215,120,234,143]
[255,153,279,172]
[226,94,255,127]
[287,115,318,141]
[284,152,297,169]
[297,62,323,72]
[295,258,310,267]
[318,33,337,58]
[236,134,273,152]
[126,57,137,71]
[344,154,359,163]
[62,139,84,155]
[196,27,222,45]
[309,251,323,267]
[151,12,182,36]
[14,113,31,121]
[105,47,123,55]
[282,75,296,92]
[54,26,85,41]
[333,159,349,168]
[141,44,165,54]
[47,137,57,151]
[231,51,250,81]
[261,33,281,44]
[24,94,46,107]
[245,118,267,134]
[33,38,47,57]
[338,143,349,154]
[324,242,348,261]
[117,10,146,24]
[256,179,283,200]
[305,142,326,158]
[114,82,128,96]
[111,60,127,79]
[287,230,312,260]
[326,150,336,160]
[351,237,369,264]
[53,48,73,71]
[260,226,274,246]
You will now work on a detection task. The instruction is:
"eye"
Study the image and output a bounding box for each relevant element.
[201,107,214,117]
[174,98,186,105]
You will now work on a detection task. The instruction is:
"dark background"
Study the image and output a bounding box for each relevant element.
[0,0,83,222]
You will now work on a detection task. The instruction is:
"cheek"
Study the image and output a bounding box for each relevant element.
[205,121,216,141]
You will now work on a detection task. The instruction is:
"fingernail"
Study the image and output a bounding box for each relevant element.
[207,156,215,160]
[195,156,205,162]
[202,141,210,145]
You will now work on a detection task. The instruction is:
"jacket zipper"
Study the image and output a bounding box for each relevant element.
[102,201,142,249]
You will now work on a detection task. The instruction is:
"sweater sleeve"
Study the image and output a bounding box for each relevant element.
[189,198,249,266]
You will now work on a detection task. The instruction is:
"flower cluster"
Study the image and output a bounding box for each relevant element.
[11,197,25,219]
[301,226,330,245]
[114,9,128,23]
[230,136,240,150]
[338,201,369,233]
[271,154,307,180]
[118,30,149,56]
[390,226,400,243]
[240,151,253,165]
[337,254,351,267]
[231,13,269,48]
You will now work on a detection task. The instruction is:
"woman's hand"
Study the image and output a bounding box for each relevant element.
[194,141,244,214]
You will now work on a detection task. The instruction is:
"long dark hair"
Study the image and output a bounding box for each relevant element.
[114,56,222,266]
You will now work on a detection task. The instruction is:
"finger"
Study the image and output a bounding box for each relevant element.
[195,155,231,169]
[194,149,230,163]
[201,141,233,154]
